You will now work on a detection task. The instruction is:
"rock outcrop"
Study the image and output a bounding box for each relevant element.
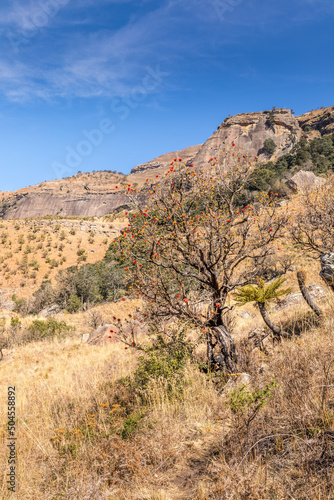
[298,106,334,136]
[285,170,326,193]
[192,109,301,167]
[1,106,334,220]
[87,324,120,345]
[1,191,127,219]
[130,144,202,174]
[320,253,334,290]
[273,283,327,312]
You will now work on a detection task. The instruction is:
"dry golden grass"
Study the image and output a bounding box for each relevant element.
[0,338,138,499]
[0,216,127,300]
[1,188,334,498]
[1,288,334,498]
[0,333,227,499]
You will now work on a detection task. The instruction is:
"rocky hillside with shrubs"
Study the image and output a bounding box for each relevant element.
[2,139,334,498]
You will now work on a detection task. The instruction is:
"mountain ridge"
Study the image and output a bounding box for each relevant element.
[1,106,334,220]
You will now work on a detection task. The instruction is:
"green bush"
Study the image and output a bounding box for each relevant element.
[67,295,82,314]
[263,138,277,155]
[133,328,194,396]
[227,380,277,430]
[249,133,334,194]
[12,294,28,315]
[119,412,144,440]
[26,317,74,342]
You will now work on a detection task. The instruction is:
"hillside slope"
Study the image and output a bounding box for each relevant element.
[1,106,334,220]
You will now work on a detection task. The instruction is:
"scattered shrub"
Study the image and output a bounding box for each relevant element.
[67,295,82,314]
[26,317,74,342]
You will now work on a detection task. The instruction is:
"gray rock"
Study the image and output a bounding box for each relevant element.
[273,283,327,311]
[237,311,252,319]
[224,373,251,394]
[82,333,90,343]
[39,304,61,317]
[285,170,325,193]
[2,192,127,219]
[0,300,15,311]
[320,253,334,288]
[308,282,327,298]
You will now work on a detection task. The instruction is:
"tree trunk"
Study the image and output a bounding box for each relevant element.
[206,325,238,373]
[297,270,323,317]
[258,302,291,339]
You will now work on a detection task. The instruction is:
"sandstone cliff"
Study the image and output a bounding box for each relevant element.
[297,106,334,136]
[130,144,202,174]
[1,106,334,220]
[1,191,127,220]
[0,171,128,220]
[192,109,301,167]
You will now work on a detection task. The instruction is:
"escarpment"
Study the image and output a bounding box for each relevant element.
[0,191,127,219]
[191,109,301,166]
[1,106,334,220]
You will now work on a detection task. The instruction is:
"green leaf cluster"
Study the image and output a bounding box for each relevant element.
[234,277,292,305]
[227,380,277,415]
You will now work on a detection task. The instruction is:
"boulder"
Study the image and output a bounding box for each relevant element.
[82,333,90,343]
[87,321,146,346]
[39,304,62,317]
[273,283,327,312]
[87,324,120,345]
[237,311,252,319]
[0,299,15,311]
[320,253,334,289]
[285,170,325,193]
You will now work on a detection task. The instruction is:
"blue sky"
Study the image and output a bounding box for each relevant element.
[0,0,333,191]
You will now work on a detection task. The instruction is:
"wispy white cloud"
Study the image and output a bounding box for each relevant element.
[0,0,332,102]
[0,1,184,101]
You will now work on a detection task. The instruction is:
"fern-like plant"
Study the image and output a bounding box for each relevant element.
[235,277,292,338]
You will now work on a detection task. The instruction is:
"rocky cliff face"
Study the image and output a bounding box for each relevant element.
[192,109,301,167]
[1,106,333,220]
[130,144,202,174]
[297,106,334,136]
[1,191,127,219]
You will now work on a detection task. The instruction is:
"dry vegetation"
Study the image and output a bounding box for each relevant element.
[1,222,334,499]
[0,167,176,204]
[1,283,334,499]
[0,216,127,301]
[2,164,334,498]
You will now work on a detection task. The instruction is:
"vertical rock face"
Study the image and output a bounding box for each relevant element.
[1,192,127,219]
[192,109,301,167]
[298,106,334,135]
